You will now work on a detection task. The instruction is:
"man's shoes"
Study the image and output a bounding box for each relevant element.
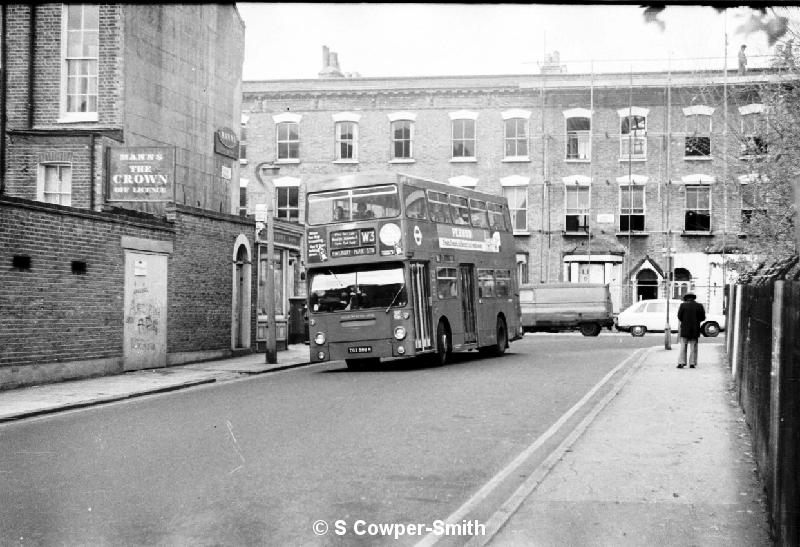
[689,365,696,368]
[677,364,686,368]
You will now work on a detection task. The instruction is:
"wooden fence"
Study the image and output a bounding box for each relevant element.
[727,278,800,546]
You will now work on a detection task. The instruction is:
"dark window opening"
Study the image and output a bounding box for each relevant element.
[685,136,710,157]
[71,260,87,275]
[12,255,31,271]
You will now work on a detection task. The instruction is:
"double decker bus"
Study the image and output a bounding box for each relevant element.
[304,172,522,369]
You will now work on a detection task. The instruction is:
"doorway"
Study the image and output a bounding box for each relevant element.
[459,264,477,344]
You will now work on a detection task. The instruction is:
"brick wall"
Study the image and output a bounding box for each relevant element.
[0,197,257,386]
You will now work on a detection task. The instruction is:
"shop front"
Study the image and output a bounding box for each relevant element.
[256,219,305,351]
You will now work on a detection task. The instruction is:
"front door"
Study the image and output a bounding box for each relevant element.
[123,251,168,371]
[410,262,433,350]
[459,264,477,344]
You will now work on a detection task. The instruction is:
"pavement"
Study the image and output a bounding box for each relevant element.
[0,340,772,546]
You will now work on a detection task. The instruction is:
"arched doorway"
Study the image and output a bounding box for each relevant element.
[672,268,692,299]
[636,269,659,301]
[232,235,252,350]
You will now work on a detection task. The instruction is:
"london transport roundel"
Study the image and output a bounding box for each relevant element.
[413,225,422,246]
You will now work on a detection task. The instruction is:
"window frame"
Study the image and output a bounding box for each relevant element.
[618,184,646,232]
[37,163,73,206]
[502,186,528,233]
[683,107,714,159]
[564,185,591,233]
[503,118,529,161]
[274,177,301,222]
[739,106,768,158]
[451,118,476,161]
[60,4,99,123]
[684,185,712,232]
[618,108,648,161]
[276,121,300,162]
[390,119,414,161]
[564,109,592,161]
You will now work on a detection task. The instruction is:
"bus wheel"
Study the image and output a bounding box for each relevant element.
[431,321,451,367]
[580,322,601,337]
[492,318,508,356]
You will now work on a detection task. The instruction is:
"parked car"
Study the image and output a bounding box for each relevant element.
[615,298,726,337]
[519,283,615,337]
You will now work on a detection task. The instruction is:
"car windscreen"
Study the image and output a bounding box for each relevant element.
[309,263,407,312]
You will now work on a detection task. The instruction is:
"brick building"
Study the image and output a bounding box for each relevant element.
[240,50,778,315]
[0,4,255,388]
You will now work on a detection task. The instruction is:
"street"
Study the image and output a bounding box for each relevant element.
[0,334,718,546]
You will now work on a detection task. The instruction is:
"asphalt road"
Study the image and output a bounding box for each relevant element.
[0,333,720,546]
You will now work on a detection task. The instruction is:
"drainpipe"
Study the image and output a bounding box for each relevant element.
[0,4,7,194]
[88,133,95,209]
[27,4,35,129]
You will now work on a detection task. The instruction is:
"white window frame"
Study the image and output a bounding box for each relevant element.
[449,110,478,162]
[563,177,591,233]
[388,112,416,163]
[683,106,714,160]
[738,104,766,158]
[684,184,712,232]
[239,114,249,165]
[273,176,301,222]
[333,112,360,163]
[563,108,592,162]
[618,182,646,232]
[60,4,99,123]
[273,113,302,164]
[37,163,72,206]
[502,109,531,162]
[618,107,648,161]
[501,175,529,234]
[239,178,249,217]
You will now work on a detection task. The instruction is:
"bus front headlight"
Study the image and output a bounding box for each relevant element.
[314,332,326,345]
[394,326,407,340]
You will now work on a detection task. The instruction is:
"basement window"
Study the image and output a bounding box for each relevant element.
[71,260,88,275]
[12,255,32,271]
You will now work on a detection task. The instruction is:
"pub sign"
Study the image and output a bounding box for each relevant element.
[107,147,176,202]
[214,127,240,159]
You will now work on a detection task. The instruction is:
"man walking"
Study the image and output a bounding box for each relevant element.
[677,293,705,369]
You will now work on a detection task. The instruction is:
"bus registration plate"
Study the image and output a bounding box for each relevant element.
[348,346,373,354]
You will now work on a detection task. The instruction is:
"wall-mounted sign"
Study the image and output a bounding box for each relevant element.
[214,127,240,159]
[221,165,232,180]
[107,147,175,202]
[596,213,615,224]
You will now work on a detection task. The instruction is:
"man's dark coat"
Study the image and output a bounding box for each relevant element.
[677,299,706,339]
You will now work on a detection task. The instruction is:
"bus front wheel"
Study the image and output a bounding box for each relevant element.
[431,321,451,367]
[492,318,508,356]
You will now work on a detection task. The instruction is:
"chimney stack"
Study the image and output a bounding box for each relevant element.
[319,45,344,78]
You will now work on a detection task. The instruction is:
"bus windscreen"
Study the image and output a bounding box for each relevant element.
[309,263,407,312]
[307,185,401,225]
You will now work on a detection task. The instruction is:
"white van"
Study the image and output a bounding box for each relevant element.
[519,283,615,336]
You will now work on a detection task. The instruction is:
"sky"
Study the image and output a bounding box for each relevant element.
[235,3,778,81]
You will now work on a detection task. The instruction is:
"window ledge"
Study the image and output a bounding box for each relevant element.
[738,154,766,161]
[618,157,647,163]
[389,158,415,164]
[450,157,477,163]
[276,158,301,164]
[333,159,359,165]
[683,156,713,161]
[502,157,530,163]
[565,158,591,163]
[512,231,530,236]
[563,230,590,236]
[681,230,713,237]
[57,114,99,124]
[239,159,249,165]
[615,231,649,237]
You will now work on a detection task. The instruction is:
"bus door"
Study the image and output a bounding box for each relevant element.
[410,262,433,350]
[459,264,478,344]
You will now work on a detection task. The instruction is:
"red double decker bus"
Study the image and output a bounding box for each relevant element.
[305,172,522,369]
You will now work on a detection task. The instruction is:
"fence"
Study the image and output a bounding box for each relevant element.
[727,259,800,546]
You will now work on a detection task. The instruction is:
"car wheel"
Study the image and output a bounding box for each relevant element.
[702,322,720,337]
[631,325,647,337]
[580,322,601,337]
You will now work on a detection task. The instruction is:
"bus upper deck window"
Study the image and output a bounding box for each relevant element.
[488,202,507,231]
[469,199,489,228]
[450,195,470,225]
[404,185,428,219]
[427,191,451,224]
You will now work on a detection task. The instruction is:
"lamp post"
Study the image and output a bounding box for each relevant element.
[256,163,279,364]
[663,240,675,350]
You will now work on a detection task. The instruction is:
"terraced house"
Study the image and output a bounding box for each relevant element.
[240,48,780,315]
